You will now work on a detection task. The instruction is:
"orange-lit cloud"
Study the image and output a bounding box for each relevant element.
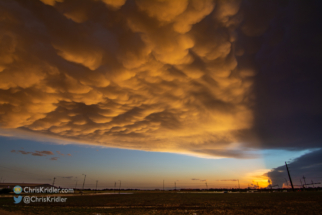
[0,0,264,158]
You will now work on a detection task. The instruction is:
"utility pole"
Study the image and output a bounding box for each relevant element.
[300,179,304,190]
[302,176,307,188]
[96,180,98,193]
[268,179,272,189]
[284,178,289,186]
[52,177,56,186]
[205,182,208,191]
[82,174,86,195]
[118,180,121,194]
[285,162,294,191]
[75,181,77,189]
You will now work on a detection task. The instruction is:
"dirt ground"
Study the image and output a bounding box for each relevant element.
[1,191,321,214]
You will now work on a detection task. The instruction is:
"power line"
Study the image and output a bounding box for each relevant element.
[303,176,307,188]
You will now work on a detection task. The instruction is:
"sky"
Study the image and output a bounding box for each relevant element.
[0,0,321,189]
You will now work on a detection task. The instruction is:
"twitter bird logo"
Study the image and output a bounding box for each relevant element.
[13,196,22,204]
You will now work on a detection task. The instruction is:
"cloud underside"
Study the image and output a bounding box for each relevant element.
[1,0,319,158]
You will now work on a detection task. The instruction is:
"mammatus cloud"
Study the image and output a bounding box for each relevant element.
[265,149,322,188]
[0,0,320,158]
[0,0,257,158]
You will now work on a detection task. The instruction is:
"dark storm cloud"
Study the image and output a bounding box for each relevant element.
[265,149,322,187]
[249,0,322,150]
[0,0,320,158]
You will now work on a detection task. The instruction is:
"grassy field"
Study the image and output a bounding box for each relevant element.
[1,191,321,214]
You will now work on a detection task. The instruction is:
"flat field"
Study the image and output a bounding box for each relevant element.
[1,191,321,214]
